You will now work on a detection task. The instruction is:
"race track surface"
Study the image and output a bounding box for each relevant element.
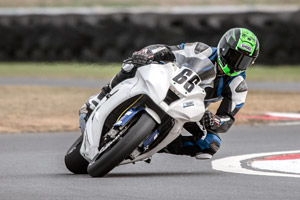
[1,77,300,91]
[1,124,299,200]
[1,77,299,199]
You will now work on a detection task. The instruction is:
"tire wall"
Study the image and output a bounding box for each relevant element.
[0,10,299,64]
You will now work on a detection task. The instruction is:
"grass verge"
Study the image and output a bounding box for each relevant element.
[0,62,300,82]
[246,65,300,82]
[0,62,120,80]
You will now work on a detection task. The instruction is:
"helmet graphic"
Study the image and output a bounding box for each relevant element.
[217,28,259,76]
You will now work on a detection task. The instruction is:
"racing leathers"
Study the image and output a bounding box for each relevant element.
[80,42,248,159]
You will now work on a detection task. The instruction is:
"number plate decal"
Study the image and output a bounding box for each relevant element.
[172,67,201,93]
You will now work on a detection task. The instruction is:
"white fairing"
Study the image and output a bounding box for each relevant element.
[80,63,206,162]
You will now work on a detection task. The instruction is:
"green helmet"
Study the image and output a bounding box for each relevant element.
[217,28,259,76]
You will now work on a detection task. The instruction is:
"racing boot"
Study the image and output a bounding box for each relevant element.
[159,133,221,159]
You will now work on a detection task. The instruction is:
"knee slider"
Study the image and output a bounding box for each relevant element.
[196,134,221,155]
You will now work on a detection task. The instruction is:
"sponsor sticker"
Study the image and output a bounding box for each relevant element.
[240,43,252,52]
[183,101,194,108]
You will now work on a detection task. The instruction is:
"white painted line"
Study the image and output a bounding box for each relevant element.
[266,112,300,119]
[252,159,300,174]
[212,150,300,178]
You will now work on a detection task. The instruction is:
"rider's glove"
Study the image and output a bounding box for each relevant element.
[203,111,221,130]
[131,48,154,67]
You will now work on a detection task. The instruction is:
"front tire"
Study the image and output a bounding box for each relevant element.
[64,135,89,174]
[87,113,156,177]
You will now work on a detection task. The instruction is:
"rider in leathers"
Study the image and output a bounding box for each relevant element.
[79,28,259,159]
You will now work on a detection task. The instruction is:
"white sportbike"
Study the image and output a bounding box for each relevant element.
[65,60,208,177]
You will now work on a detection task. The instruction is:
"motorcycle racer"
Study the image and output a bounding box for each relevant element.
[79,27,259,160]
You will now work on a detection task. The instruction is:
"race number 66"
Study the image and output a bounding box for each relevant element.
[172,68,200,93]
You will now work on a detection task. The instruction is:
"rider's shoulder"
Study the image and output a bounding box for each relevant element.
[237,71,246,79]
[227,71,247,87]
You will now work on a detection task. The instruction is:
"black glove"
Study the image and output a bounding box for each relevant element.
[131,48,154,67]
[203,111,221,130]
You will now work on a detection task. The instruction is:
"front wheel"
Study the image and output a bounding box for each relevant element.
[87,113,156,177]
[64,135,89,174]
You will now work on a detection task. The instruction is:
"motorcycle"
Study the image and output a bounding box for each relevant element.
[64,58,211,177]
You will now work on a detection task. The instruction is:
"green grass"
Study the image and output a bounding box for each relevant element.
[247,65,300,82]
[0,62,299,82]
[0,62,120,80]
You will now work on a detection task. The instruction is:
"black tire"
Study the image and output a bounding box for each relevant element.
[87,113,156,177]
[64,135,89,174]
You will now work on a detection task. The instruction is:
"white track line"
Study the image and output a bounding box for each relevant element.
[212,150,300,178]
[266,112,300,119]
[252,159,300,174]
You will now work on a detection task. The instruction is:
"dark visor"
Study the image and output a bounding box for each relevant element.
[222,48,254,71]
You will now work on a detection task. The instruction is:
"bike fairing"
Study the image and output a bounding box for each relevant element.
[81,63,207,163]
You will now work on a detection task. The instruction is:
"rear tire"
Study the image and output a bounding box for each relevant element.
[64,135,89,174]
[87,113,156,177]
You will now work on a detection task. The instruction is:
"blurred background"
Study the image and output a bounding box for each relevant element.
[0,0,299,64]
[1,2,300,197]
[0,0,299,133]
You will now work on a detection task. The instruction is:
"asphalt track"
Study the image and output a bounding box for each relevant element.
[1,78,300,199]
[1,124,300,200]
[1,77,300,91]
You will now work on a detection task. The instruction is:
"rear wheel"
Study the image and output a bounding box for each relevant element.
[87,113,156,177]
[64,135,89,174]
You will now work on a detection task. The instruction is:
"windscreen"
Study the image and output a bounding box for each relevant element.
[174,54,216,88]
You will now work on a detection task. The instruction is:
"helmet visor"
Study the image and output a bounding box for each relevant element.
[222,48,254,72]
